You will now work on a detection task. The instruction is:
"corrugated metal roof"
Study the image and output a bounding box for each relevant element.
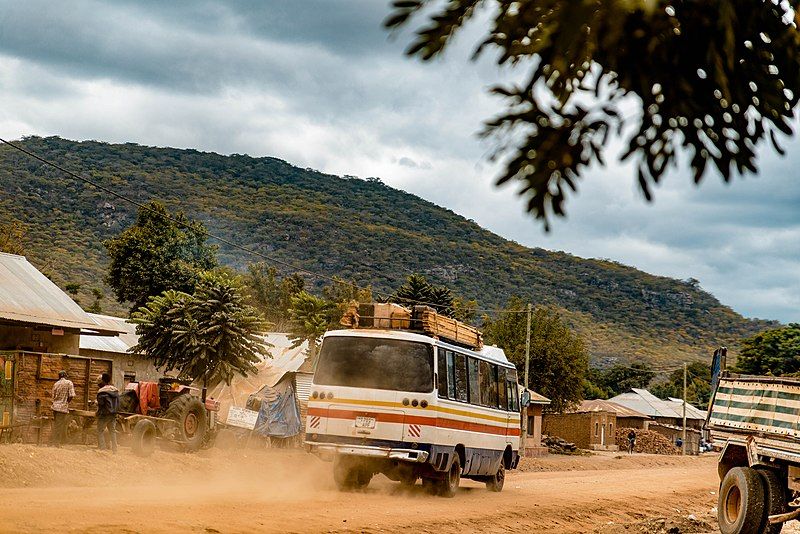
[574,399,650,418]
[0,252,102,330]
[666,397,707,420]
[80,314,139,354]
[608,388,705,420]
[207,333,310,420]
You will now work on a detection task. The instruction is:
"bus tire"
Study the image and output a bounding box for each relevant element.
[486,461,505,492]
[717,467,766,534]
[757,467,786,534]
[333,457,371,491]
[437,455,461,498]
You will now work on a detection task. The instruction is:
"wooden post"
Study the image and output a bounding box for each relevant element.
[682,362,687,456]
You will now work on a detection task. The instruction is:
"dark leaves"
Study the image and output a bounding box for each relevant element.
[387,0,800,227]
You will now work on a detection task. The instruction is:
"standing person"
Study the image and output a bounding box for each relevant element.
[96,373,120,453]
[627,429,636,454]
[51,370,75,447]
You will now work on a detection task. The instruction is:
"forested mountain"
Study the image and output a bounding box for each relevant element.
[0,137,776,365]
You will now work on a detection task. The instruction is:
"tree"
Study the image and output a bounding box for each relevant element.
[650,362,712,407]
[595,362,656,398]
[105,201,218,312]
[735,323,800,376]
[287,291,337,358]
[322,275,373,320]
[0,221,26,255]
[87,288,104,314]
[243,263,306,330]
[130,271,266,389]
[483,298,588,412]
[386,1,800,229]
[390,273,455,317]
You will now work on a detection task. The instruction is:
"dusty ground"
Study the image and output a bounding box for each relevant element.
[0,444,790,533]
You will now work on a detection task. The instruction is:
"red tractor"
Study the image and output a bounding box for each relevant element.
[117,378,219,456]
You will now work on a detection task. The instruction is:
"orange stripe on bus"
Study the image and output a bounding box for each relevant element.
[308,407,521,437]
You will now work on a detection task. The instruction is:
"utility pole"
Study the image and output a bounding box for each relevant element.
[520,303,532,454]
[682,362,687,456]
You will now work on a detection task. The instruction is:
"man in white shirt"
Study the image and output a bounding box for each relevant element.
[51,370,75,446]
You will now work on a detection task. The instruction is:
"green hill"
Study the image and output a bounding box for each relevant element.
[0,136,776,366]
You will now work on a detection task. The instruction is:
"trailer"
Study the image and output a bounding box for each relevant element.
[707,347,800,533]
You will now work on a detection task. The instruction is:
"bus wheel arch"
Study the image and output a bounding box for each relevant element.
[502,445,513,469]
[453,444,466,470]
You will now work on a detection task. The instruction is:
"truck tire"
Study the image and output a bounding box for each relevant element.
[757,467,787,534]
[718,467,766,534]
[164,394,207,451]
[132,419,156,457]
[486,461,505,492]
[437,455,461,498]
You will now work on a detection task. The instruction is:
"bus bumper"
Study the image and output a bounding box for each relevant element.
[306,442,430,463]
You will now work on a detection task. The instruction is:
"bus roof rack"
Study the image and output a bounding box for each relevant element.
[340,302,483,350]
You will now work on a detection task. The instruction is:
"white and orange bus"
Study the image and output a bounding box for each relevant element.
[304,328,521,497]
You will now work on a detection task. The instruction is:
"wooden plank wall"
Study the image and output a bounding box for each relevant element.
[13,352,112,444]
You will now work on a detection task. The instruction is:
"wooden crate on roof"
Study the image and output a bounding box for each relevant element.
[412,306,483,350]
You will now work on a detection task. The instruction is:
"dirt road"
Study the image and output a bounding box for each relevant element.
[0,445,728,533]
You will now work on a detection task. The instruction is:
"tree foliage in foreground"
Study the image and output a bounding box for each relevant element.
[387,1,800,228]
[735,323,800,376]
[483,297,588,412]
[287,291,337,357]
[131,271,267,387]
[389,273,456,317]
[105,201,218,312]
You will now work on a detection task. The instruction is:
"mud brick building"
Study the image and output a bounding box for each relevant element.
[0,252,123,443]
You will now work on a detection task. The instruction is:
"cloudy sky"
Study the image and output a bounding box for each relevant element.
[1,1,798,322]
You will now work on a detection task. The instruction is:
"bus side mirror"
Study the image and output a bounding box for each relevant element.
[521,389,531,408]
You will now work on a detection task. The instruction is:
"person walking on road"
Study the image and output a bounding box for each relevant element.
[96,373,120,453]
[51,370,75,447]
[627,430,636,454]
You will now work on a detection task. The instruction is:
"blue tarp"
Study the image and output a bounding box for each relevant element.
[254,375,301,438]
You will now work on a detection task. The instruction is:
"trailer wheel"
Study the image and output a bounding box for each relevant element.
[132,419,156,457]
[164,394,207,451]
[486,461,505,493]
[437,455,461,498]
[757,467,787,534]
[718,467,766,534]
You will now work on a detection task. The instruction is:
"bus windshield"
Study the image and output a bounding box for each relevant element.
[314,336,434,393]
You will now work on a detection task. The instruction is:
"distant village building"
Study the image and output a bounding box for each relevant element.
[522,390,551,456]
[608,388,706,454]
[79,313,164,390]
[0,253,123,443]
[542,400,649,451]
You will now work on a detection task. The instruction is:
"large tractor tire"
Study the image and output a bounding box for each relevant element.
[757,467,787,534]
[132,419,156,457]
[718,467,766,534]
[164,394,207,451]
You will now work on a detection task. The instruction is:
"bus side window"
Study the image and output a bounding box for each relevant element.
[454,353,468,402]
[497,367,507,410]
[446,351,456,399]
[512,382,520,411]
[467,357,480,405]
[437,349,448,398]
[479,360,498,408]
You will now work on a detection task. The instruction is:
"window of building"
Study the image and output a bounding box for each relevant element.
[527,416,535,436]
[595,422,599,436]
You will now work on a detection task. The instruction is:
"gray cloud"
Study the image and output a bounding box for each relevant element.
[0,1,798,322]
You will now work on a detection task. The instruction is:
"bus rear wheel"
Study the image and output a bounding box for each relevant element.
[486,461,505,492]
[437,455,461,498]
[333,456,372,491]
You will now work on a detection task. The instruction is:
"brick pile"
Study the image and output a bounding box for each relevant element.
[615,427,680,455]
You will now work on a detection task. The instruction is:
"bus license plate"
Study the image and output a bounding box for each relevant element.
[355,416,376,429]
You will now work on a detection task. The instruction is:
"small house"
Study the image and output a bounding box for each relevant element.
[522,390,551,456]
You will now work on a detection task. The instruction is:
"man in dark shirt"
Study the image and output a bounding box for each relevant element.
[96,373,120,453]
